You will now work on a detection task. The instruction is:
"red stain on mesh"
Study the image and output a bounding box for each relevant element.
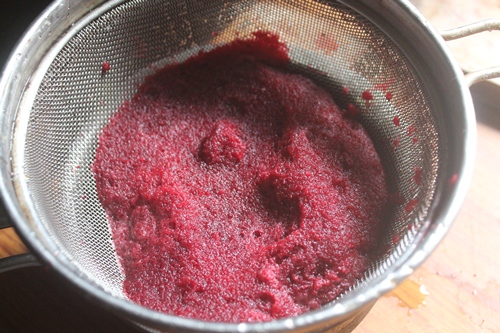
[448,173,459,186]
[393,116,400,126]
[392,234,401,245]
[345,103,360,118]
[362,90,373,101]
[393,137,400,149]
[407,125,416,137]
[342,86,349,95]
[386,92,393,101]
[405,199,418,213]
[374,78,394,92]
[414,168,422,186]
[101,61,111,72]
[316,33,339,54]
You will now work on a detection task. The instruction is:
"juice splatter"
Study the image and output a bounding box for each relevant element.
[393,136,400,149]
[393,116,400,127]
[346,103,360,118]
[316,33,339,54]
[405,199,418,213]
[448,173,459,185]
[407,125,416,137]
[101,61,111,72]
[374,78,394,92]
[414,168,422,186]
[392,234,401,245]
[362,90,373,101]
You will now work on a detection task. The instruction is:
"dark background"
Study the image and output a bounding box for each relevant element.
[0,1,143,332]
[0,1,52,68]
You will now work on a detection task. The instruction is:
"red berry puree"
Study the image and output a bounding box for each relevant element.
[92,32,388,322]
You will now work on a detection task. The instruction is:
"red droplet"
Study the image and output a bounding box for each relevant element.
[342,86,349,95]
[448,173,459,185]
[362,90,373,101]
[393,137,400,148]
[346,103,360,118]
[102,61,111,72]
[414,167,422,186]
[316,33,339,54]
[412,137,419,144]
[386,92,393,101]
[405,199,418,213]
[211,31,219,37]
[374,78,394,92]
[392,234,401,244]
[393,115,400,126]
[407,125,416,137]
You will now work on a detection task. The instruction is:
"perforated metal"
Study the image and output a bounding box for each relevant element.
[19,0,438,313]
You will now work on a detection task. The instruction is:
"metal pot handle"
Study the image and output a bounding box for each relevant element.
[0,201,12,229]
[440,19,500,87]
[0,253,40,274]
[0,202,41,273]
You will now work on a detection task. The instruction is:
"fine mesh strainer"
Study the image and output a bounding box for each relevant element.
[0,0,498,332]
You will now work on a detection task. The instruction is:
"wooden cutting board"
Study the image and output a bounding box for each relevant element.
[1,1,500,332]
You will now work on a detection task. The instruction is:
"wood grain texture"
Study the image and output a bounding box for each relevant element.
[0,228,28,259]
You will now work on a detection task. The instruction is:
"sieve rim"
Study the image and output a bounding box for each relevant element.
[0,0,476,332]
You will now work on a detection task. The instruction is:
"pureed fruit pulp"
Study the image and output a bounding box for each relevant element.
[92,31,388,322]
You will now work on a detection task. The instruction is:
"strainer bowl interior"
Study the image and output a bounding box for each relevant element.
[1,0,475,332]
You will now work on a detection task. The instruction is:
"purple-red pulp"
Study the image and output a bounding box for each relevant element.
[93,32,389,323]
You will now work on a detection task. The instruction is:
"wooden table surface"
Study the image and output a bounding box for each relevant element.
[1,1,500,332]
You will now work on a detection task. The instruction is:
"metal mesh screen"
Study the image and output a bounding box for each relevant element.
[20,0,438,305]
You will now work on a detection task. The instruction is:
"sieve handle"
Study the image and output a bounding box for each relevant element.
[0,253,40,274]
[440,19,500,87]
[0,200,12,229]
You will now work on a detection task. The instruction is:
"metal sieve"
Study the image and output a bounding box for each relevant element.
[0,0,498,332]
